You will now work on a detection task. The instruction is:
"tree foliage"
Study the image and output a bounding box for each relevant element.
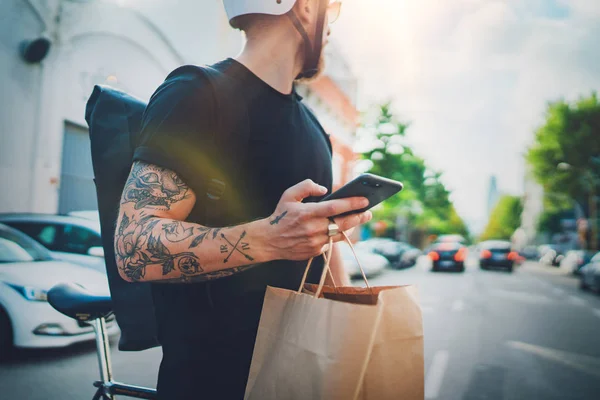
[480,195,523,241]
[360,103,469,239]
[526,92,600,207]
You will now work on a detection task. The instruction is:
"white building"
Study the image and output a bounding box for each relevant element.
[520,167,545,245]
[1,0,358,214]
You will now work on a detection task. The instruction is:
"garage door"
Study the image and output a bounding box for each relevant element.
[58,122,98,214]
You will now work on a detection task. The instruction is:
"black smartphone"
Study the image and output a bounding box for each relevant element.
[320,173,404,217]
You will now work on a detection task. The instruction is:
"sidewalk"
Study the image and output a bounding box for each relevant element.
[519,261,574,276]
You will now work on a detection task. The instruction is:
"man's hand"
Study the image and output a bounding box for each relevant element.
[259,179,372,261]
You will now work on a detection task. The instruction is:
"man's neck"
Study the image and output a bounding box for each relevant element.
[235,27,303,95]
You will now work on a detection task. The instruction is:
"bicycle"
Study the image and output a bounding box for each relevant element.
[48,282,158,399]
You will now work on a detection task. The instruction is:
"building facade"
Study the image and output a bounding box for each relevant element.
[1,0,358,215]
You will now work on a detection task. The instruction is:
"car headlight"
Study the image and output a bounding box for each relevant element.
[6,283,48,302]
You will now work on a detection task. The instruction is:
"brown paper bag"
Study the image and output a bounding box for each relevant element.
[244,236,424,400]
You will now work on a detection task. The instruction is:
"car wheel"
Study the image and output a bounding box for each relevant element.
[0,307,14,360]
[507,266,514,273]
[458,266,465,273]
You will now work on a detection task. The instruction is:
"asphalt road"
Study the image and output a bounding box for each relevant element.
[2,257,600,400]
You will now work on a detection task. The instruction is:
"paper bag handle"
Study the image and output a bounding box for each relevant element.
[297,231,372,298]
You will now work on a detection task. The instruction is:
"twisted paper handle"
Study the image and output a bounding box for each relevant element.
[298,231,372,298]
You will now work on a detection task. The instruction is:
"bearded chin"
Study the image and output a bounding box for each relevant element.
[295,54,326,84]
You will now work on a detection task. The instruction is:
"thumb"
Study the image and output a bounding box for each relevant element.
[280,179,328,202]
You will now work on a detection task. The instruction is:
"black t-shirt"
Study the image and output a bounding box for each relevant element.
[133,59,333,345]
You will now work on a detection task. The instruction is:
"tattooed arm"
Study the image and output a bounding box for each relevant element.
[115,161,372,283]
[114,161,271,283]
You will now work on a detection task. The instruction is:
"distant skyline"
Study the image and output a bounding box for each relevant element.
[332,0,600,233]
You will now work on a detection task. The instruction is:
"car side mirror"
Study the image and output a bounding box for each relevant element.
[88,246,105,258]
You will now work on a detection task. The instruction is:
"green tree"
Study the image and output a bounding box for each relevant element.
[360,103,469,241]
[526,92,600,249]
[480,195,523,241]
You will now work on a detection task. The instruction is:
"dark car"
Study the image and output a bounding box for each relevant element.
[479,240,518,272]
[580,253,600,292]
[374,241,420,269]
[428,242,467,272]
[398,246,422,268]
[519,245,539,261]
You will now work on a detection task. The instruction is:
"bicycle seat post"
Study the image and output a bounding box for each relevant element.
[93,317,114,393]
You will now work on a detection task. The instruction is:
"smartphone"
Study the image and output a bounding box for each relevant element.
[320,173,404,217]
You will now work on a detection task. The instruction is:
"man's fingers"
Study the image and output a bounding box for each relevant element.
[281,179,328,202]
[310,197,369,218]
[334,211,372,232]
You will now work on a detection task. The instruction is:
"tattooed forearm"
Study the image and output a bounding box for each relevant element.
[159,265,257,284]
[116,162,263,283]
[115,212,202,281]
[121,161,189,210]
[221,231,254,262]
[163,221,194,242]
[115,212,260,283]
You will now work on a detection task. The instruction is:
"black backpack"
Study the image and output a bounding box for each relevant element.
[85,65,248,351]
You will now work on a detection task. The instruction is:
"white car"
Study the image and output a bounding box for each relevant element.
[338,241,389,279]
[0,212,106,273]
[0,223,118,355]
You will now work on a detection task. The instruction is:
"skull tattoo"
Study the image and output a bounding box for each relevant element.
[123,162,188,210]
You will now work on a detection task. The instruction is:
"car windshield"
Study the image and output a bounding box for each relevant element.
[481,241,511,250]
[0,225,53,263]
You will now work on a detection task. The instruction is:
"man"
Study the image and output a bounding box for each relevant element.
[114,0,371,398]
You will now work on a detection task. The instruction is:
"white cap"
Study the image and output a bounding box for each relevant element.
[223,0,298,23]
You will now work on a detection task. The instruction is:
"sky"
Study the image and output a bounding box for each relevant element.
[332,0,600,233]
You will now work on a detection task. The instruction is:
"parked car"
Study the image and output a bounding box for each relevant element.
[368,241,412,267]
[561,250,597,275]
[579,253,600,292]
[398,246,422,268]
[519,245,539,261]
[0,223,118,355]
[428,242,467,272]
[354,238,394,253]
[0,213,105,273]
[478,240,519,272]
[338,241,388,279]
[538,244,563,267]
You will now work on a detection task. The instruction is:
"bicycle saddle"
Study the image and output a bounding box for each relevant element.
[48,282,113,322]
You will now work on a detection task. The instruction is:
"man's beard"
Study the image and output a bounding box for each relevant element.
[295,53,326,84]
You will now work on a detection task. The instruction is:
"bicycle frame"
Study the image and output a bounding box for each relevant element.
[91,317,157,400]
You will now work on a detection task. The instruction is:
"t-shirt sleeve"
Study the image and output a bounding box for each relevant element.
[133,73,217,197]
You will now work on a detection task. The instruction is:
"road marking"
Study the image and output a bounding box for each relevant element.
[506,341,600,378]
[490,289,553,305]
[451,299,465,312]
[567,295,586,306]
[425,350,449,399]
[593,309,600,319]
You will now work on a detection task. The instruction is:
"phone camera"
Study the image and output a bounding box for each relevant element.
[362,181,368,186]
[375,183,381,187]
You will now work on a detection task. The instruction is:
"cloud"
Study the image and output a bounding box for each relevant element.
[333,0,600,231]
